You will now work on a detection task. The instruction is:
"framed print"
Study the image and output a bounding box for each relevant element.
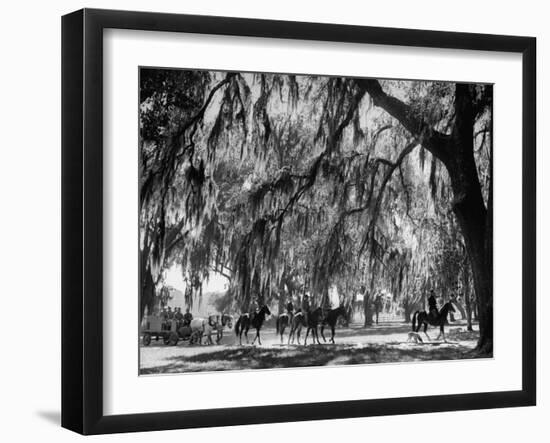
[61,8,536,435]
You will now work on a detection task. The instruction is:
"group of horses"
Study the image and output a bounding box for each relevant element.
[189,299,456,348]
[234,305,348,346]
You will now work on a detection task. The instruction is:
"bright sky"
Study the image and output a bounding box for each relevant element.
[162,265,229,315]
[164,264,228,294]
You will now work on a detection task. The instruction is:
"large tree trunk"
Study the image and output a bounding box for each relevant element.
[363,292,373,327]
[358,80,493,353]
[447,84,493,353]
[140,248,156,321]
[463,266,474,331]
[452,198,492,351]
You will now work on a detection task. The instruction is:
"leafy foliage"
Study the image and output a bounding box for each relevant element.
[139,69,492,323]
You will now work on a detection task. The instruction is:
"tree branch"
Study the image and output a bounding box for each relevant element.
[355,79,451,166]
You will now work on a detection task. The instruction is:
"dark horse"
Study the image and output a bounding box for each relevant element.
[235,305,271,345]
[320,305,347,343]
[412,301,456,342]
[304,307,324,345]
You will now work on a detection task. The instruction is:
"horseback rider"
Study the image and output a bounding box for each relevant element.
[250,296,261,320]
[428,289,438,321]
[286,298,294,315]
[182,307,193,327]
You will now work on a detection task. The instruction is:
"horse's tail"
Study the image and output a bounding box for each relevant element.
[412,311,419,331]
[235,317,241,336]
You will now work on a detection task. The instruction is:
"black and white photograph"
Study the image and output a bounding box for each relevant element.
[139,68,493,374]
[1,0,545,440]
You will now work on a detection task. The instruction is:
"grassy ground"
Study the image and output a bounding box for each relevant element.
[140,322,487,374]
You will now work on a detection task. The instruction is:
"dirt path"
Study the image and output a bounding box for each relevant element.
[140,321,482,374]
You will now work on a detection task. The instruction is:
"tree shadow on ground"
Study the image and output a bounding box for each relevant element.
[140,341,485,374]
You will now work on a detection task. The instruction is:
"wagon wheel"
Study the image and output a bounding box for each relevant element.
[163,334,170,345]
[142,333,151,346]
[168,332,179,346]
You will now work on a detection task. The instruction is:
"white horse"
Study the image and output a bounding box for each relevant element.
[189,316,219,345]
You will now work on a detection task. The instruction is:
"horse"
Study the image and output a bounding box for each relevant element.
[288,311,306,345]
[304,307,324,345]
[234,305,271,345]
[189,315,219,345]
[412,301,456,342]
[320,305,347,343]
[276,313,293,344]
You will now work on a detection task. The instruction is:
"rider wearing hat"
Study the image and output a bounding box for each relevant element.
[285,297,294,316]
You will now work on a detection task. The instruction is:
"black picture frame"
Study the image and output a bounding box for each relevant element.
[62,8,536,435]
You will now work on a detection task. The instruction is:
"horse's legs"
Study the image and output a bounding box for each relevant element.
[320,324,327,342]
[304,327,310,345]
[439,324,446,342]
[423,322,431,341]
[331,325,335,344]
[297,326,301,345]
[258,329,262,346]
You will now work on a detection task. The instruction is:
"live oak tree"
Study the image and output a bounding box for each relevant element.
[355,80,493,352]
[139,69,493,353]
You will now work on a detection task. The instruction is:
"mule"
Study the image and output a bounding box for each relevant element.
[320,305,347,343]
[412,301,456,342]
[235,305,271,345]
